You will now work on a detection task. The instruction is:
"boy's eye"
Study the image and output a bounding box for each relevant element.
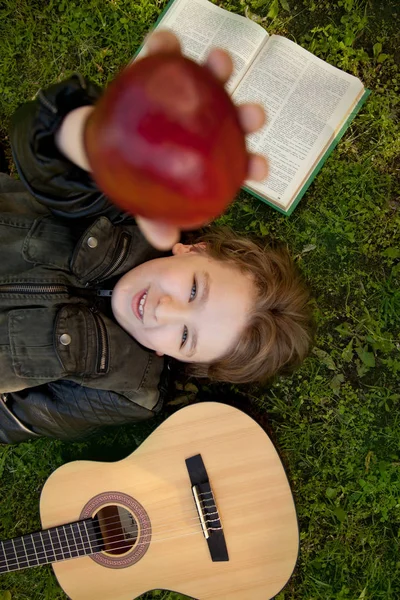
[181,279,196,348]
[181,325,188,348]
[189,278,197,302]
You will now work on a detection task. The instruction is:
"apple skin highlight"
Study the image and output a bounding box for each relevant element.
[84,53,248,228]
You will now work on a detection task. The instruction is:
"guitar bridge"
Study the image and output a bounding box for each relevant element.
[192,484,222,540]
[186,454,229,562]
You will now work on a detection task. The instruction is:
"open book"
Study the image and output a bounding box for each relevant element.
[137,0,370,215]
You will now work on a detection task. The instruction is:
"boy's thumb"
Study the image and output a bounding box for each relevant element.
[135,216,180,250]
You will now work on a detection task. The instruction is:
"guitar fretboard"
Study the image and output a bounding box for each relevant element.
[0,518,103,573]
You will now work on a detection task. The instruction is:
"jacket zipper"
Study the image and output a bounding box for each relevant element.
[92,232,131,284]
[0,284,110,374]
[0,284,69,294]
[90,308,109,373]
[0,283,111,297]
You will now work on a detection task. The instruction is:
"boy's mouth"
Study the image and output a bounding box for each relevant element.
[132,289,148,322]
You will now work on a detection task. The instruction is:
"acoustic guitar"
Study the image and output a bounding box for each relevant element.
[0,402,299,599]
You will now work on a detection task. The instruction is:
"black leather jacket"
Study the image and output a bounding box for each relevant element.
[0,74,172,444]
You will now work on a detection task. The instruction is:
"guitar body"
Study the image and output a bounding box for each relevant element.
[39,402,298,600]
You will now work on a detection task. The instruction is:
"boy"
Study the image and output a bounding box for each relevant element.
[0,32,312,444]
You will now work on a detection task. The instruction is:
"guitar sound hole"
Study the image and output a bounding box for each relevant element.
[95,505,138,555]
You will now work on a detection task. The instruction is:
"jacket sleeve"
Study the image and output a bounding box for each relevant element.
[0,380,167,445]
[9,74,126,222]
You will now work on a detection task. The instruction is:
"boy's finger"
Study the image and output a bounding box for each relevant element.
[136,216,180,250]
[247,154,269,182]
[205,48,233,84]
[145,29,182,55]
[238,103,266,133]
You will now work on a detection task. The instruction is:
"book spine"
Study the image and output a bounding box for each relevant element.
[132,0,179,60]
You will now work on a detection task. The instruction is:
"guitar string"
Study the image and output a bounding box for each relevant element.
[54,490,218,533]
[0,493,230,569]
[37,491,218,538]
[0,512,215,568]
[33,491,253,542]
[0,507,248,571]
[0,493,269,568]
[0,528,206,571]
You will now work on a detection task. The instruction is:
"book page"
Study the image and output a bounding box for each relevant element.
[233,36,364,207]
[144,0,268,92]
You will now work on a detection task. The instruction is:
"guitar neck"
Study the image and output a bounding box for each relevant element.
[0,518,103,573]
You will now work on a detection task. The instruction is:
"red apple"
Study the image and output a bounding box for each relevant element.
[84,53,247,228]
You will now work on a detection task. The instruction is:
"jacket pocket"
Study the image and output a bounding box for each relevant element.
[8,305,101,381]
[70,216,127,284]
[70,217,163,285]
[8,308,67,380]
[22,215,77,271]
[54,304,109,376]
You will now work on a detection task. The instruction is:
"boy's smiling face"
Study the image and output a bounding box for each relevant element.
[111,243,255,363]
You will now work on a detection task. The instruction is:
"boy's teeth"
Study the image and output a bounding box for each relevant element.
[138,291,147,318]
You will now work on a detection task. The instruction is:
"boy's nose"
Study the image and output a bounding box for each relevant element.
[155,294,187,324]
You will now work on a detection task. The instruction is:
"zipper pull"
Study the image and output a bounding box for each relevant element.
[97,289,113,297]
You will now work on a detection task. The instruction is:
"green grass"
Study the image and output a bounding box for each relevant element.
[0,0,399,599]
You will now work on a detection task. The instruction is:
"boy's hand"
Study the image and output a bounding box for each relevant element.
[56,30,268,250]
[135,30,268,250]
